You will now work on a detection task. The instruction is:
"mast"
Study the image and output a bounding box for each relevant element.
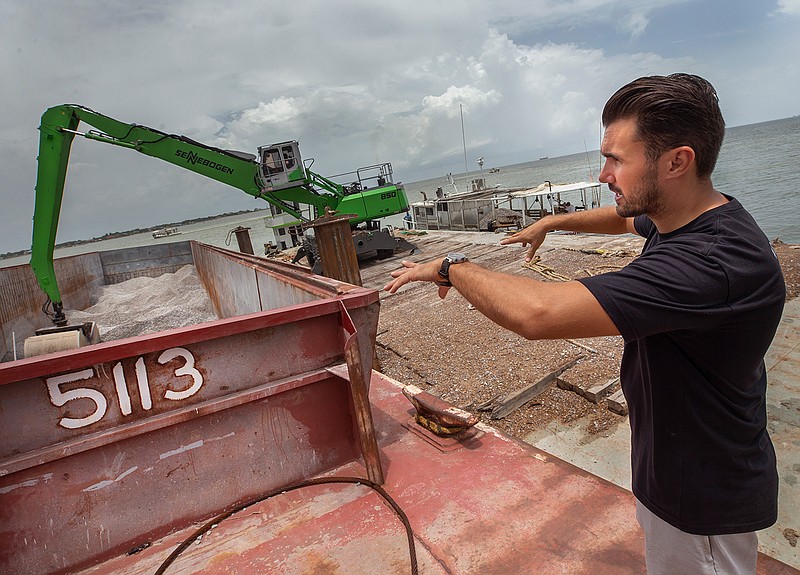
[460,104,468,176]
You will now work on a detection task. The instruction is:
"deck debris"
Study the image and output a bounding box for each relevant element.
[564,247,638,257]
[521,257,572,282]
[606,388,629,416]
[487,356,583,419]
[566,339,598,354]
[557,376,619,404]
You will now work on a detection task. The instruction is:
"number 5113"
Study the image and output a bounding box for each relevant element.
[46,347,204,430]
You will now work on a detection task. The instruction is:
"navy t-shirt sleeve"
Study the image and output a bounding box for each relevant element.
[579,237,729,343]
[581,207,785,345]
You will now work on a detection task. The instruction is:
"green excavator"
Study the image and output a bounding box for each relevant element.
[31,104,415,328]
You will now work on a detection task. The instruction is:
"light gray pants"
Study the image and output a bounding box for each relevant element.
[636,499,758,575]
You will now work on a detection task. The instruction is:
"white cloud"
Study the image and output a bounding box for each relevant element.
[421,86,503,116]
[622,11,651,38]
[231,98,303,132]
[775,0,800,15]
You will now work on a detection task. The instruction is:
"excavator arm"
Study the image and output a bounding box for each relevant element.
[31,104,412,326]
[31,104,350,323]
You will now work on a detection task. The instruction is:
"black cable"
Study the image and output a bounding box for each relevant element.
[153,476,418,575]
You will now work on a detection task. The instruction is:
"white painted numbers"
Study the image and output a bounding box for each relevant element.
[46,369,106,429]
[159,347,203,400]
[46,347,204,429]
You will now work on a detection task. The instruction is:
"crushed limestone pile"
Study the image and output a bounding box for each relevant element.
[67,265,218,341]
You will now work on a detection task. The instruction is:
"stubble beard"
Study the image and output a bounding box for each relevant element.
[613,163,664,219]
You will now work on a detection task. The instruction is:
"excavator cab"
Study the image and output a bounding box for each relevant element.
[257,141,304,191]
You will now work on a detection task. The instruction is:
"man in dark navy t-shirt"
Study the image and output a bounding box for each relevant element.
[385,74,785,574]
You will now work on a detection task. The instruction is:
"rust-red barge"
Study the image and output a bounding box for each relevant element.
[1,241,796,574]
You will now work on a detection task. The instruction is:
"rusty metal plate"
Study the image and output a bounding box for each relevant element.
[0,242,381,575]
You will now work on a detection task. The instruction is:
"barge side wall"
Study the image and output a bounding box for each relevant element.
[0,242,194,360]
[0,242,381,575]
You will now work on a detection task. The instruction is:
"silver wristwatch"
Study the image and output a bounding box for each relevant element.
[436,252,468,287]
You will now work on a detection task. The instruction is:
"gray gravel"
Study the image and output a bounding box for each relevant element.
[66,265,218,341]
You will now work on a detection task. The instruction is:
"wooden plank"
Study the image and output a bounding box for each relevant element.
[607,388,628,416]
[491,356,582,419]
[556,376,579,393]
[557,375,619,405]
[584,377,619,403]
[566,339,598,354]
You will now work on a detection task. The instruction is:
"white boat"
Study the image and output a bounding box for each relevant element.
[410,180,603,232]
[152,226,181,238]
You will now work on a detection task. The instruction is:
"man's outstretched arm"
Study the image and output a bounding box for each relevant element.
[384,258,619,341]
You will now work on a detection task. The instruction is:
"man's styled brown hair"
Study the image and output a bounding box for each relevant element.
[602,74,726,179]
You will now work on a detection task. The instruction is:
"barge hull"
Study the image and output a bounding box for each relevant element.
[0,242,380,574]
[1,241,796,574]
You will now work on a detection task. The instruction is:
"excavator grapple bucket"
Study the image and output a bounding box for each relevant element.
[23,321,100,358]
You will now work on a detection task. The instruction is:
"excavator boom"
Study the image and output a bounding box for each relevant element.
[31,104,411,325]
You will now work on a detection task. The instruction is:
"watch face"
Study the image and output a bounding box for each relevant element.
[439,252,467,283]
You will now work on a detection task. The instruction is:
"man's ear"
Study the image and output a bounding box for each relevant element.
[663,146,696,179]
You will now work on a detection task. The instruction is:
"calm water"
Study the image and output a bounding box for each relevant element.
[396,115,800,243]
[2,116,798,268]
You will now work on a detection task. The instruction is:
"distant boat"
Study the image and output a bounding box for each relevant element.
[538,156,549,161]
[152,226,181,239]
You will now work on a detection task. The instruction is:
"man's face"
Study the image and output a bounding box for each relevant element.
[599,118,664,219]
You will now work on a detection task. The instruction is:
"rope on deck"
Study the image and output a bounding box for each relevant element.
[522,250,634,281]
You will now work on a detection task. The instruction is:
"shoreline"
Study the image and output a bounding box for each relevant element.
[0,207,269,262]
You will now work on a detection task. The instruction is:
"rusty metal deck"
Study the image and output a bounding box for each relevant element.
[362,230,800,569]
[0,242,383,574]
[67,371,797,575]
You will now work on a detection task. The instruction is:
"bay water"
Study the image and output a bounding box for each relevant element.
[2,115,798,269]
[398,115,800,243]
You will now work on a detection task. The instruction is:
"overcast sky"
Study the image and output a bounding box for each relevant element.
[2,0,798,254]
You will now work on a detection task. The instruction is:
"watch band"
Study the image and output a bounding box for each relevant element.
[436,253,467,287]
